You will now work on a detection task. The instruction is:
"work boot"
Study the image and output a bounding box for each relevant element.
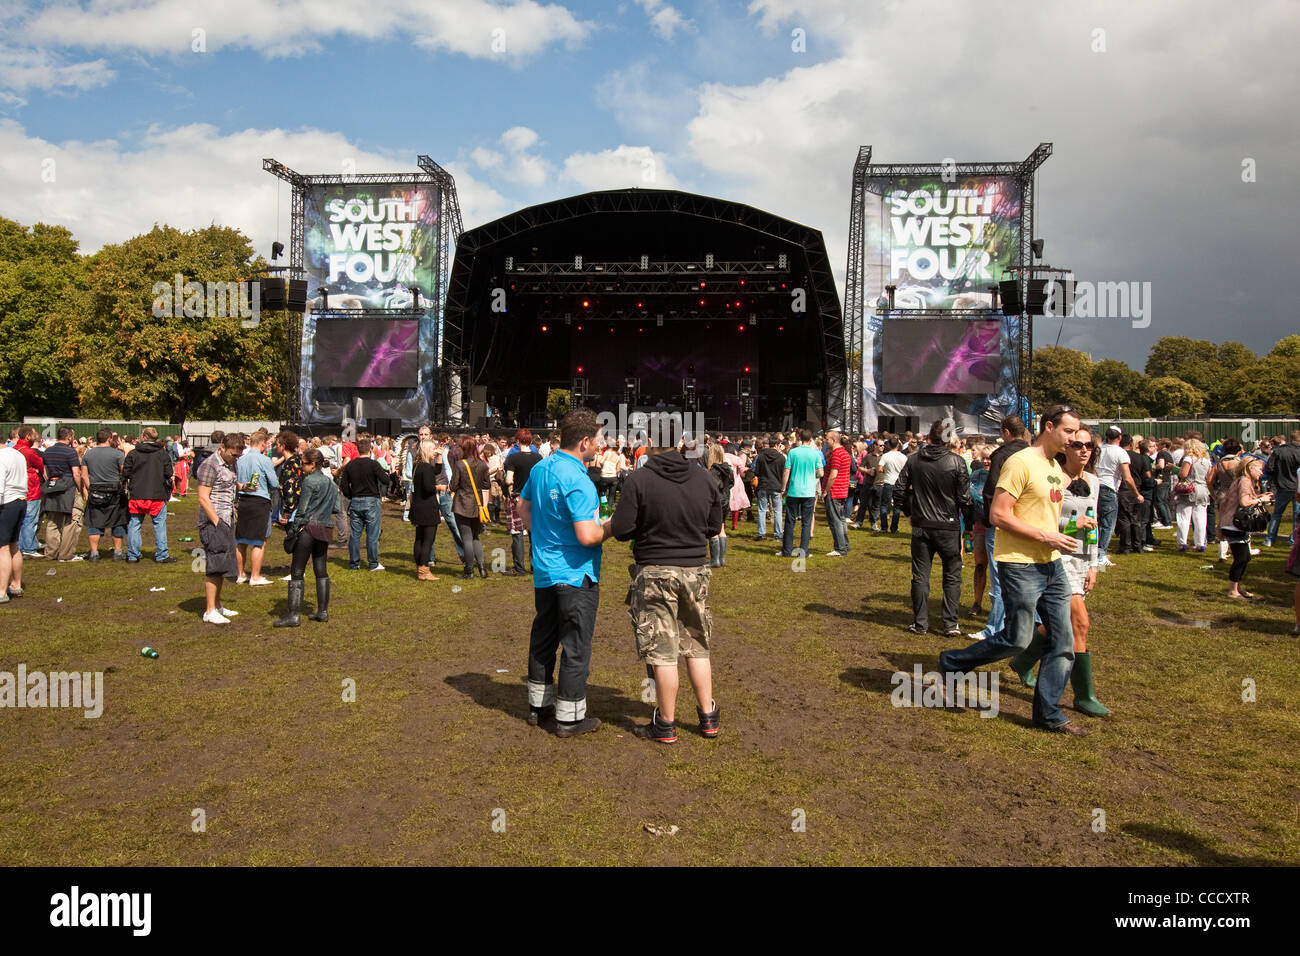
[527,705,555,727]
[1071,651,1112,717]
[309,577,330,622]
[634,708,678,744]
[555,717,601,738]
[273,580,304,628]
[1009,631,1047,687]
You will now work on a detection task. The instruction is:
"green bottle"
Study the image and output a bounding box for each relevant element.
[1085,506,1098,547]
[1064,509,1078,535]
[599,494,611,519]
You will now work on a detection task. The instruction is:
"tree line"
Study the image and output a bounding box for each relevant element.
[1032,335,1300,418]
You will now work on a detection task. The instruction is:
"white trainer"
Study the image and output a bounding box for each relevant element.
[203,610,231,624]
[217,606,239,617]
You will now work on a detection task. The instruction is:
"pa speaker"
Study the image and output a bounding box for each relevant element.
[1026,278,1074,317]
[287,279,308,313]
[260,278,286,310]
[878,415,897,433]
[999,279,1022,314]
[905,415,921,433]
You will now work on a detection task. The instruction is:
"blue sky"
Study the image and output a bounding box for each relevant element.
[3,0,1298,365]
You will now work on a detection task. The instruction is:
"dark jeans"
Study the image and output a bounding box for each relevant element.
[825,495,850,553]
[1225,529,1251,583]
[878,483,902,532]
[290,530,328,581]
[910,527,963,631]
[854,483,879,526]
[348,496,382,569]
[1097,485,1118,558]
[1154,480,1172,526]
[781,496,815,556]
[1267,493,1298,546]
[527,576,600,722]
[1116,487,1141,553]
[939,559,1074,728]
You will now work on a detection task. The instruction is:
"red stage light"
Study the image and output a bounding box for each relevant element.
[541,325,548,332]
[744,366,751,373]
[609,327,614,332]
[738,325,744,331]
[636,302,643,309]
[699,299,705,306]
[739,279,745,286]
[699,281,706,288]
[577,325,583,330]
[735,301,741,307]
[577,366,584,373]
[779,325,784,331]
[582,300,590,307]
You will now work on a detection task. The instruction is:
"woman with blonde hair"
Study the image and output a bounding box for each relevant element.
[1220,455,1271,599]
[1174,438,1211,552]
[409,440,443,580]
[706,442,731,566]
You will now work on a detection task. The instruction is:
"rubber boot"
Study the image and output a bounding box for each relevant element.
[719,536,728,566]
[310,577,330,622]
[274,580,304,628]
[709,537,721,567]
[1071,651,1111,716]
[1009,631,1047,687]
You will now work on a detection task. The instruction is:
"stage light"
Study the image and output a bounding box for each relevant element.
[638,327,643,332]
[735,301,741,307]
[271,241,284,260]
[656,316,663,326]
[609,326,615,332]
[744,366,751,373]
[640,254,648,269]
[577,366,584,373]
[778,254,787,268]
[699,299,705,306]
[505,256,514,270]
[1031,238,1045,259]
[739,279,745,286]
[574,255,583,269]
[749,315,756,325]
[636,302,643,309]
[738,325,744,331]
[582,300,590,308]
[699,281,706,288]
[779,325,784,331]
[541,325,549,332]
[706,253,714,268]
[577,325,583,330]
[410,286,421,308]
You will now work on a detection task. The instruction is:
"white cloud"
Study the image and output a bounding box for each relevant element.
[561,144,678,190]
[635,0,691,40]
[500,126,540,153]
[0,118,512,255]
[15,0,592,63]
[0,46,115,92]
[471,147,503,169]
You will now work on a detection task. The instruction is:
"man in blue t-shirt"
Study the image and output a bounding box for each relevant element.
[778,427,823,558]
[519,408,612,737]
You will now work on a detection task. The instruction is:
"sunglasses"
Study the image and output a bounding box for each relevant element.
[1066,441,1092,450]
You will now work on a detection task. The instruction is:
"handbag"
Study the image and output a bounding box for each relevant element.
[1233,502,1270,533]
[464,461,491,524]
[1173,477,1195,495]
[283,526,300,554]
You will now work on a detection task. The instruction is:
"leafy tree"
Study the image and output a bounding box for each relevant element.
[1032,346,1098,413]
[1091,359,1147,413]
[1146,376,1205,417]
[48,224,284,421]
[0,219,83,418]
[1268,334,1300,360]
[1236,356,1300,415]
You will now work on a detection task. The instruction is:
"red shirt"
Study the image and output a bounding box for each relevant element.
[828,446,851,499]
[14,439,44,500]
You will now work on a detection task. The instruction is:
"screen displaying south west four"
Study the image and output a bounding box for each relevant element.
[865,176,1022,310]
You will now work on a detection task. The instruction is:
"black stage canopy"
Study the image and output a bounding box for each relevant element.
[442,188,844,433]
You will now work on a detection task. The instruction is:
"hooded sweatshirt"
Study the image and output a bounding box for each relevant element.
[123,440,175,502]
[609,450,723,567]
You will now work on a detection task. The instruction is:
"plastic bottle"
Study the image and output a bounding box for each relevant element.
[140,646,158,659]
[599,494,611,519]
[1064,509,1078,535]
[963,532,973,554]
[1085,506,1098,547]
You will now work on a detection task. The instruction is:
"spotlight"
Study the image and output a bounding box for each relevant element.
[541,324,548,332]
[582,300,590,308]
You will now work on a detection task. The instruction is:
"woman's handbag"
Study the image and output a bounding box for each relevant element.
[1233,502,1270,533]
[283,526,300,554]
[1173,477,1195,495]
[464,461,491,524]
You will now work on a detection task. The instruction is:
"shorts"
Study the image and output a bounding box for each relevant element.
[1061,554,1090,597]
[0,499,24,546]
[235,494,272,545]
[198,517,238,579]
[625,563,712,666]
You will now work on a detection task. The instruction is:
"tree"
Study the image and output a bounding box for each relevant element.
[48,224,284,421]
[0,219,83,418]
[1146,376,1205,417]
[1268,334,1300,360]
[1236,356,1300,415]
[1032,346,1098,413]
[1144,336,1218,396]
[1091,359,1148,413]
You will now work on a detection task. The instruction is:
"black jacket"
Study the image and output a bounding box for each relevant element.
[123,441,174,502]
[1266,442,1300,494]
[609,451,724,566]
[409,461,443,527]
[983,438,1028,524]
[753,448,787,492]
[893,442,974,531]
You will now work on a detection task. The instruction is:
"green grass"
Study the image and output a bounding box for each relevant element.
[0,496,1296,865]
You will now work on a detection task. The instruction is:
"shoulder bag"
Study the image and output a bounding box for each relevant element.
[464,461,491,524]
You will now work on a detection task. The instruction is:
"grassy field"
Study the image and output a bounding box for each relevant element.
[1,495,1297,866]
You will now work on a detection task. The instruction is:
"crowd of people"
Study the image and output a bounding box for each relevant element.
[2,413,1297,738]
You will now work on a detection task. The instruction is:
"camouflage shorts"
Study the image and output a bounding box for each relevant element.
[625,564,713,665]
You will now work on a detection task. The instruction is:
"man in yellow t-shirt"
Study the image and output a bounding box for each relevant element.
[939,405,1090,736]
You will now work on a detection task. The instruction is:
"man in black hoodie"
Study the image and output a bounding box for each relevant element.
[122,426,176,563]
[609,445,724,744]
[894,420,975,636]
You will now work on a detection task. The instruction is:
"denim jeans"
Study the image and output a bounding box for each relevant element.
[781,496,815,556]
[1096,485,1118,558]
[825,495,850,553]
[976,527,1006,639]
[127,505,169,561]
[938,559,1075,728]
[437,490,464,561]
[348,496,382,569]
[877,483,902,532]
[20,499,41,553]
[756,490,783,537]
[527,576,600,722]
[1266,493,1298,546]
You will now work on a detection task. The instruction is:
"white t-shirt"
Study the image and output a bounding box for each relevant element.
[0,445,27,504]
[1095,443,1128,492]
[878,450,909,486]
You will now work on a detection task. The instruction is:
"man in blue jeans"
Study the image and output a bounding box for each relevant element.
[968,416,1028,641]
[778,428,823,558]
[338,439,387,571]
[1265,430,1300,547]
[752,437,785,540]
[938,405,1090,736]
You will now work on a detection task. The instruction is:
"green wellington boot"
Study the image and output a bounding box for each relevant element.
[1071,651,1112,717]
[1008,631,1047,688]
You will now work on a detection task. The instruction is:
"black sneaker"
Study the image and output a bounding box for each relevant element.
[943,627,963,638]
[907,623,928,635]
[634,708,678,744]
[527,705,555,727]
[555,716,601,738]
[697,701,720,739]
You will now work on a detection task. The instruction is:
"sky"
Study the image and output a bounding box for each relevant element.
[2,0,1297,369]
